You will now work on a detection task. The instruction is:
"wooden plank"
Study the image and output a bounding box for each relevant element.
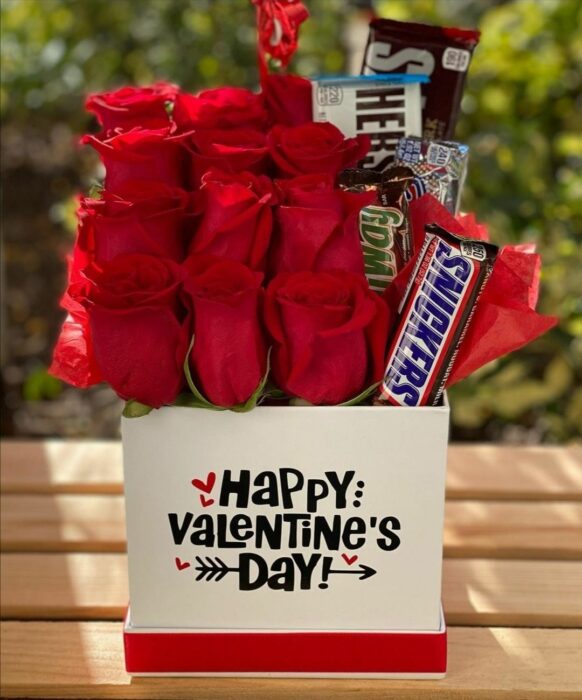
[2,440,581,501]
[441,558,582,627]
[1,622,581,698]
[444,500,582,560]
[0,553,128,621]
[2,553,581,628]
[0,440,124,494]
[0,495,126,553]
[446,444,582,501]
[2,494,581,559]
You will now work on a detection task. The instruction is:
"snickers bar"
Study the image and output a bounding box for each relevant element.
[377,224,497,406]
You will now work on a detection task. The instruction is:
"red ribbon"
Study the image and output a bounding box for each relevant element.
[252,0,309,72]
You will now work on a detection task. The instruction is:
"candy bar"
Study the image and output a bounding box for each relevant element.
[395,137,469,214]
[339,165,414,293]
[312,74,427,170]
[361,18,480,140]
[377,224,497,406]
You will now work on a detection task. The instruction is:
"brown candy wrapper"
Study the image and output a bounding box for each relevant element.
[361,18,480,140]
[339,166,414,293]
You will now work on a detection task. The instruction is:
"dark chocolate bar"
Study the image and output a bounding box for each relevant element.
[361,18,480,140]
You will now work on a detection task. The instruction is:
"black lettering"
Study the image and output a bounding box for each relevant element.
[168,512,193,545]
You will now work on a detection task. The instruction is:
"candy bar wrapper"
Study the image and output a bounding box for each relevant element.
[361,18,480,140]
[395,137,469,215]
[312,75,426,170]
[339,165,414,293]
[383,194,557,388]
[377,224,498,406]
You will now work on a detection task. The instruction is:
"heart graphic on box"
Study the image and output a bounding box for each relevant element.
[175,557,191,571]
[342,553,358,566]
[191,472,216,494]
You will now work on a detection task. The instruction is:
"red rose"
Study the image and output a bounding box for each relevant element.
[189,170,276,270]
[268,122,370,178]
[182,255,266,407]
[184,129,270,187]
[82,127,187,191]
[83,254,189,407]
[85,82,177,132]
[261,73,313,126]
[173,87,269,132]
[265,271,388,404]
[270,175,375,276]
[79,181,191,263]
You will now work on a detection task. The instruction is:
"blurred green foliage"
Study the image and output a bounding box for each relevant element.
[1,0,580,441]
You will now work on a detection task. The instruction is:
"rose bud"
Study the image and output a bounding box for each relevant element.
[173,87,269,132]
[79,181,192,263]
[184,128,270,187]
[268,122,370,178]
[182,255,267,408]
[270,174,376,276]
[265,271,388,404]
[81,126,188,191]
[83,254,189,408]
[85,82,177,132]
[261,73,313,126]
[189,169,276,270]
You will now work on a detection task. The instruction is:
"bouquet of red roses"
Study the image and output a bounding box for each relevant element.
[50,1,556,416]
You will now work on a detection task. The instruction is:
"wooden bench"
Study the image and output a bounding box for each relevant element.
[1,441,581,698]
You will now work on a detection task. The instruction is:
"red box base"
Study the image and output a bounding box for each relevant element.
[123,606,447,678]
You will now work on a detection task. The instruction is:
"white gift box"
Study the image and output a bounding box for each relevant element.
[121,400,449,676]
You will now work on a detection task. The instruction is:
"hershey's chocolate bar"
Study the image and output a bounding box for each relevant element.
[361,18,480,140]
[312,75,426,170]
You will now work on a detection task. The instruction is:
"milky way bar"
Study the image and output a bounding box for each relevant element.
[312,75,426,170]
[339,165,414,292]
[361,18,480,140]
[377,224,497,406]
[394,136,469,214]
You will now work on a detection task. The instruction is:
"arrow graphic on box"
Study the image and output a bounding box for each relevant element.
[192,555,377,586]
[194,556,236,582]
[327,564,377,580]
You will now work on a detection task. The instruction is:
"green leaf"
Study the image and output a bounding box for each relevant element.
[339,381,381,407]
[182,336,224,411]
[122,400,154,418]
[88,181,104,199]
[231,348,272,413]
[262,383,287,400]
[173,393,219,409]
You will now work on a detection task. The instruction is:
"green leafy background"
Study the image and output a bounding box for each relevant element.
[1,0,580,441]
